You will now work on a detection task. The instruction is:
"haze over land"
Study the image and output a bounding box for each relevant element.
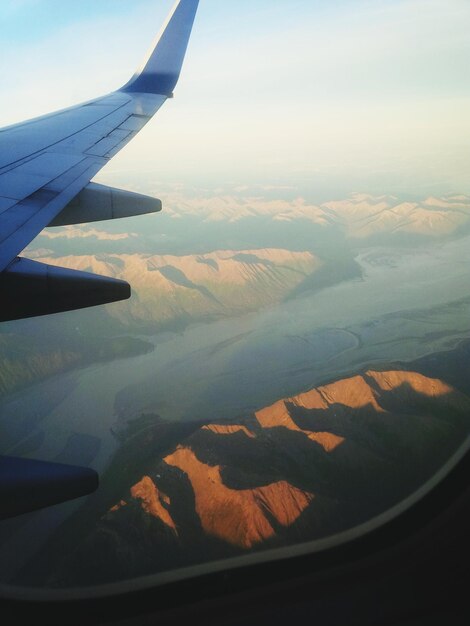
[2,187,468,398]
[1,0,470,594]
[0,182,469,586]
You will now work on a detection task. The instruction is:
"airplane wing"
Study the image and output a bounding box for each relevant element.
[0,0,199,323]
[0,0,199,519]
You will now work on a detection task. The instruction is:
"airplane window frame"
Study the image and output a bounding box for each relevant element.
[1,429,470,624]
[1,2,470,623]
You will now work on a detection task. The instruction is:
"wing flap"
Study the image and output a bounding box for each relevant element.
[118,115,150,132]
[0,97,128,169]
[85,129,133,158]
[0,153,85,200]
[0,198,16,213]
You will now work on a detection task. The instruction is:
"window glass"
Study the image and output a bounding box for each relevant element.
[1,0,470,593]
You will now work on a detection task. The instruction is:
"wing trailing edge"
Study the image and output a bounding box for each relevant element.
[122,0,200,96]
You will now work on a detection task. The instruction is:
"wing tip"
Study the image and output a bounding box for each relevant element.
[122,0,199,96]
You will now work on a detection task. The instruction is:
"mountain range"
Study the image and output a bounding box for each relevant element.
[1,248,354,396]
[22,192,470,262]
[5,190,468,397]
[22,342,470,587]
[34,249,324,329]
[158,191,470,240]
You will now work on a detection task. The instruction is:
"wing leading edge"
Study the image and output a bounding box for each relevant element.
[0,0,199,322]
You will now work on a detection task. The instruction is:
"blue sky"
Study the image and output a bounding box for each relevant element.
[1,0,470,199]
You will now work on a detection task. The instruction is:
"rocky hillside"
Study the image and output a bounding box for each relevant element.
[0,332,153,399]
[35,249,325,330]
[159,191,470,241]
[0,249,332,397]
[36,364,470,586]
[25,193,470,263]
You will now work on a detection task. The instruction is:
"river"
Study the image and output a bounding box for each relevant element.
[0,235,469,581]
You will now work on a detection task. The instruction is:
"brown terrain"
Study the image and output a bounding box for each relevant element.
[157,191,470,239]
[0,249,324,398]
[164,447,314,548]
[34,249,320,328]
[41,365,470,586]
[11,191,467,400]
